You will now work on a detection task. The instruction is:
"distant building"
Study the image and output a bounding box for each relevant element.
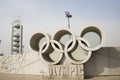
[11,19,23,55]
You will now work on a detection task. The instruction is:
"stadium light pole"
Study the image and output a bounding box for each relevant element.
[65,11,72,29]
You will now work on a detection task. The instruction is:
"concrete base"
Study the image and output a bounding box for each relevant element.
[84,47,120,77]
[0,47,120,80]
[0,73,83,80]
[0,73,120,80]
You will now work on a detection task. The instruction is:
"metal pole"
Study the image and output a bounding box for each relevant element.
[65,11,72,39]
[68,17,70,28]
[65,11,72,29]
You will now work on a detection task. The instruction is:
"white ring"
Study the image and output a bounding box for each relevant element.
[51,40,64,52]
[80,26,104,51]
[52,28,76,52]
[65,37,92,64]
[30,32,50,53]
[39,40,64,65]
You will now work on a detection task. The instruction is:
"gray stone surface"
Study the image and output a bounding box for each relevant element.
[84,47,120,76]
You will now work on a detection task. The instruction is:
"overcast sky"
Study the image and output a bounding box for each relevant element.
[0,0,120,55]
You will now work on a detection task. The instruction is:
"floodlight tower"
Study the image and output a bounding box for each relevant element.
[65,11,72,28]
[11,18,23,55]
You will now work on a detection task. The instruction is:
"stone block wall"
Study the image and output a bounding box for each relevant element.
[84,47,120,76]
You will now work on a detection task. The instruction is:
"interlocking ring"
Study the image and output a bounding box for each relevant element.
[64,37,92,64]
[80,26,104,51]
[30,26,104,65]
[30,32,50,53]
[39,40,64,65]
[51,28,76,52]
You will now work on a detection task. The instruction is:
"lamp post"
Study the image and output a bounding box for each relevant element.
[65,11,72,28]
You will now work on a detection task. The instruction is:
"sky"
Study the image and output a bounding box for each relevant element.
[0,0,120,55]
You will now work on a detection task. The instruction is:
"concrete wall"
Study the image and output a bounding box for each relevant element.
[0,47,120,80]
[84,47,120,76]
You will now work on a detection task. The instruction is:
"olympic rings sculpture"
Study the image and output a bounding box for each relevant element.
[30,26,104,65]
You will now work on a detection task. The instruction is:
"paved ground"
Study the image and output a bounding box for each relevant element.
[85,75,120,80]
[0,73,120,80]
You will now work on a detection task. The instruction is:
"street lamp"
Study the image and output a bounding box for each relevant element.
[65,11,72,28]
